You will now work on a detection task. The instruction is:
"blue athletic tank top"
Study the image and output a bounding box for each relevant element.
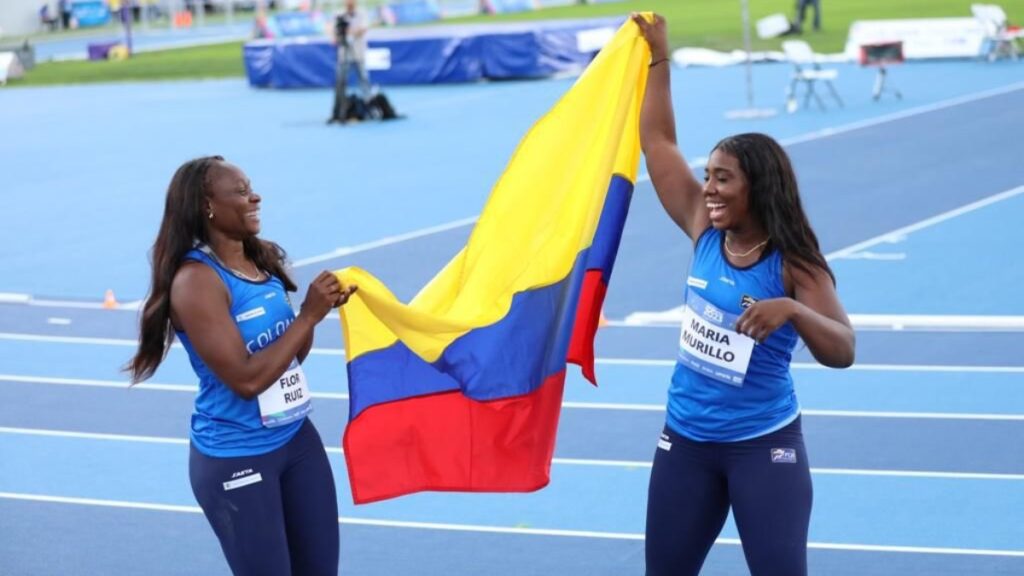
[177,247,306,457]
[666,227,800,442]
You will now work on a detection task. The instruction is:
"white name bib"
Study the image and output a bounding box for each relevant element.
[258,360,312,427]
[677,290,755,387]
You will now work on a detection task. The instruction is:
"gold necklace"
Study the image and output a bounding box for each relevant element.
[228,266,265,282]
[197,243,265,282]
[724,235,770,258]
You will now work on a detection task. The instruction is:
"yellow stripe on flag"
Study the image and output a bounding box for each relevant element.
[337,16,651,362]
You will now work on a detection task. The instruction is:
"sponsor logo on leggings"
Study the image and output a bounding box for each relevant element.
[223,470,264,491]
[771,448,797,464]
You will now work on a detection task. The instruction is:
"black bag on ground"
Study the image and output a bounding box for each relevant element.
[344,94,370,121]
[343,92,400,122]
[367,93,399,120]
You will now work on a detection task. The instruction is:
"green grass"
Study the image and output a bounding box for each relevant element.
[448,0,1024,53]
[6,0,1023,86]
[9,41,246,86]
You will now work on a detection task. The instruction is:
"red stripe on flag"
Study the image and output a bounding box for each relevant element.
[567,269,607,385]
[343,371,567,504]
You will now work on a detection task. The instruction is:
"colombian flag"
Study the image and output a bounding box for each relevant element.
[335,18,650,504]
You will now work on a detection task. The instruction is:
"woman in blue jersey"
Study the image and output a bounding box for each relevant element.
[126,156,356,576]
[632,14,855,576]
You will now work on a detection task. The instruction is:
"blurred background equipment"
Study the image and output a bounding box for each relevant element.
[972,3,1024,60]
[724,0,776,119]
[782,38,842,113]
[859,40,903,101]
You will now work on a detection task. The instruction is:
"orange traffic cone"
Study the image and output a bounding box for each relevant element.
[102,289,118,310]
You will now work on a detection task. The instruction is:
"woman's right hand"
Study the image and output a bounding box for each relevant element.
[631,13,669,61]
[300,271,356,321]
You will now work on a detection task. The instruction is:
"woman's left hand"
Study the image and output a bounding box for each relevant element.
[734,298,796,343]
[335,285,358,308]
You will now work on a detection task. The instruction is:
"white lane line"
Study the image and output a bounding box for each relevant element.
[292,216,478,268]
[613,313,1024,331]
[802,409,1024,421]
[778,80,1024,147]
[623,184,1024,327]
[809,468,1024,481]
[6,375,1024,420]
[3,491,1024,556]
[0,293,31,304]
[593,358,1024,373]
[6,83,1024,310]
[0,294,142,310]
[0,428,190,445]
[847,314,1024,331]
[0,332,345,356]
[0,493,202,514]
[562,403,1024,421]
[4,427,1024,481]
[287,163,641,272]
[826,185,1024,261]
[0,374,194,393]
[2,333,1023,373]
[286,83,1024,269]
[0,333,144,347]
[0,374,351,399]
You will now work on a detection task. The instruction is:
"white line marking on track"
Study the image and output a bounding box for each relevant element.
[5,83,1024,313]
[0,375,349,399]
[0,333,143,347]
[846,314,1024,331]
[0,374,192,392]
[2,334,1023,372]
[4,427,1024,481]
[827,185,1024,261]
[623,185,1024,327]
[286,83,1024,271]
[592,358,1024,373]
[562,403,1024,421]
[292,216,478,268]
[6,375,1024,420]
[2,492,1024,556]
[802,409,1024,421]
[778,81,1024,147]
[0,332,346,355]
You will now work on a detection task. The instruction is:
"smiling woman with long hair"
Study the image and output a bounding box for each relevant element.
[127,156,356,576]
[632,14,855,576]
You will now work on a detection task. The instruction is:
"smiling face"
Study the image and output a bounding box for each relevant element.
[205,161,261,239]
[703,148,754,230]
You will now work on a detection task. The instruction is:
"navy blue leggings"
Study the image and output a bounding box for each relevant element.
[190,419,340,576]
[645,417,812,576]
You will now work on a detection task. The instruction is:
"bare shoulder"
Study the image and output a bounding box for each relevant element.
[172,260,218,289]
[171,261,228,308]
[782,258,834,295]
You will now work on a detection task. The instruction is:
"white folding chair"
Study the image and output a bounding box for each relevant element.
[972,3,1023,61]
[782,39,843,113]
[756,14,792,39]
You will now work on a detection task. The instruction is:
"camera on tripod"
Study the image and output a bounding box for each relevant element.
[334,14,351,45]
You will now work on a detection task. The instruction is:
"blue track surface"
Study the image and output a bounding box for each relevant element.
[1,52,1024,575]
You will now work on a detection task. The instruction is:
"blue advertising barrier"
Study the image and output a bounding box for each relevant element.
[243,17,623,88]
[71,0,110,27]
